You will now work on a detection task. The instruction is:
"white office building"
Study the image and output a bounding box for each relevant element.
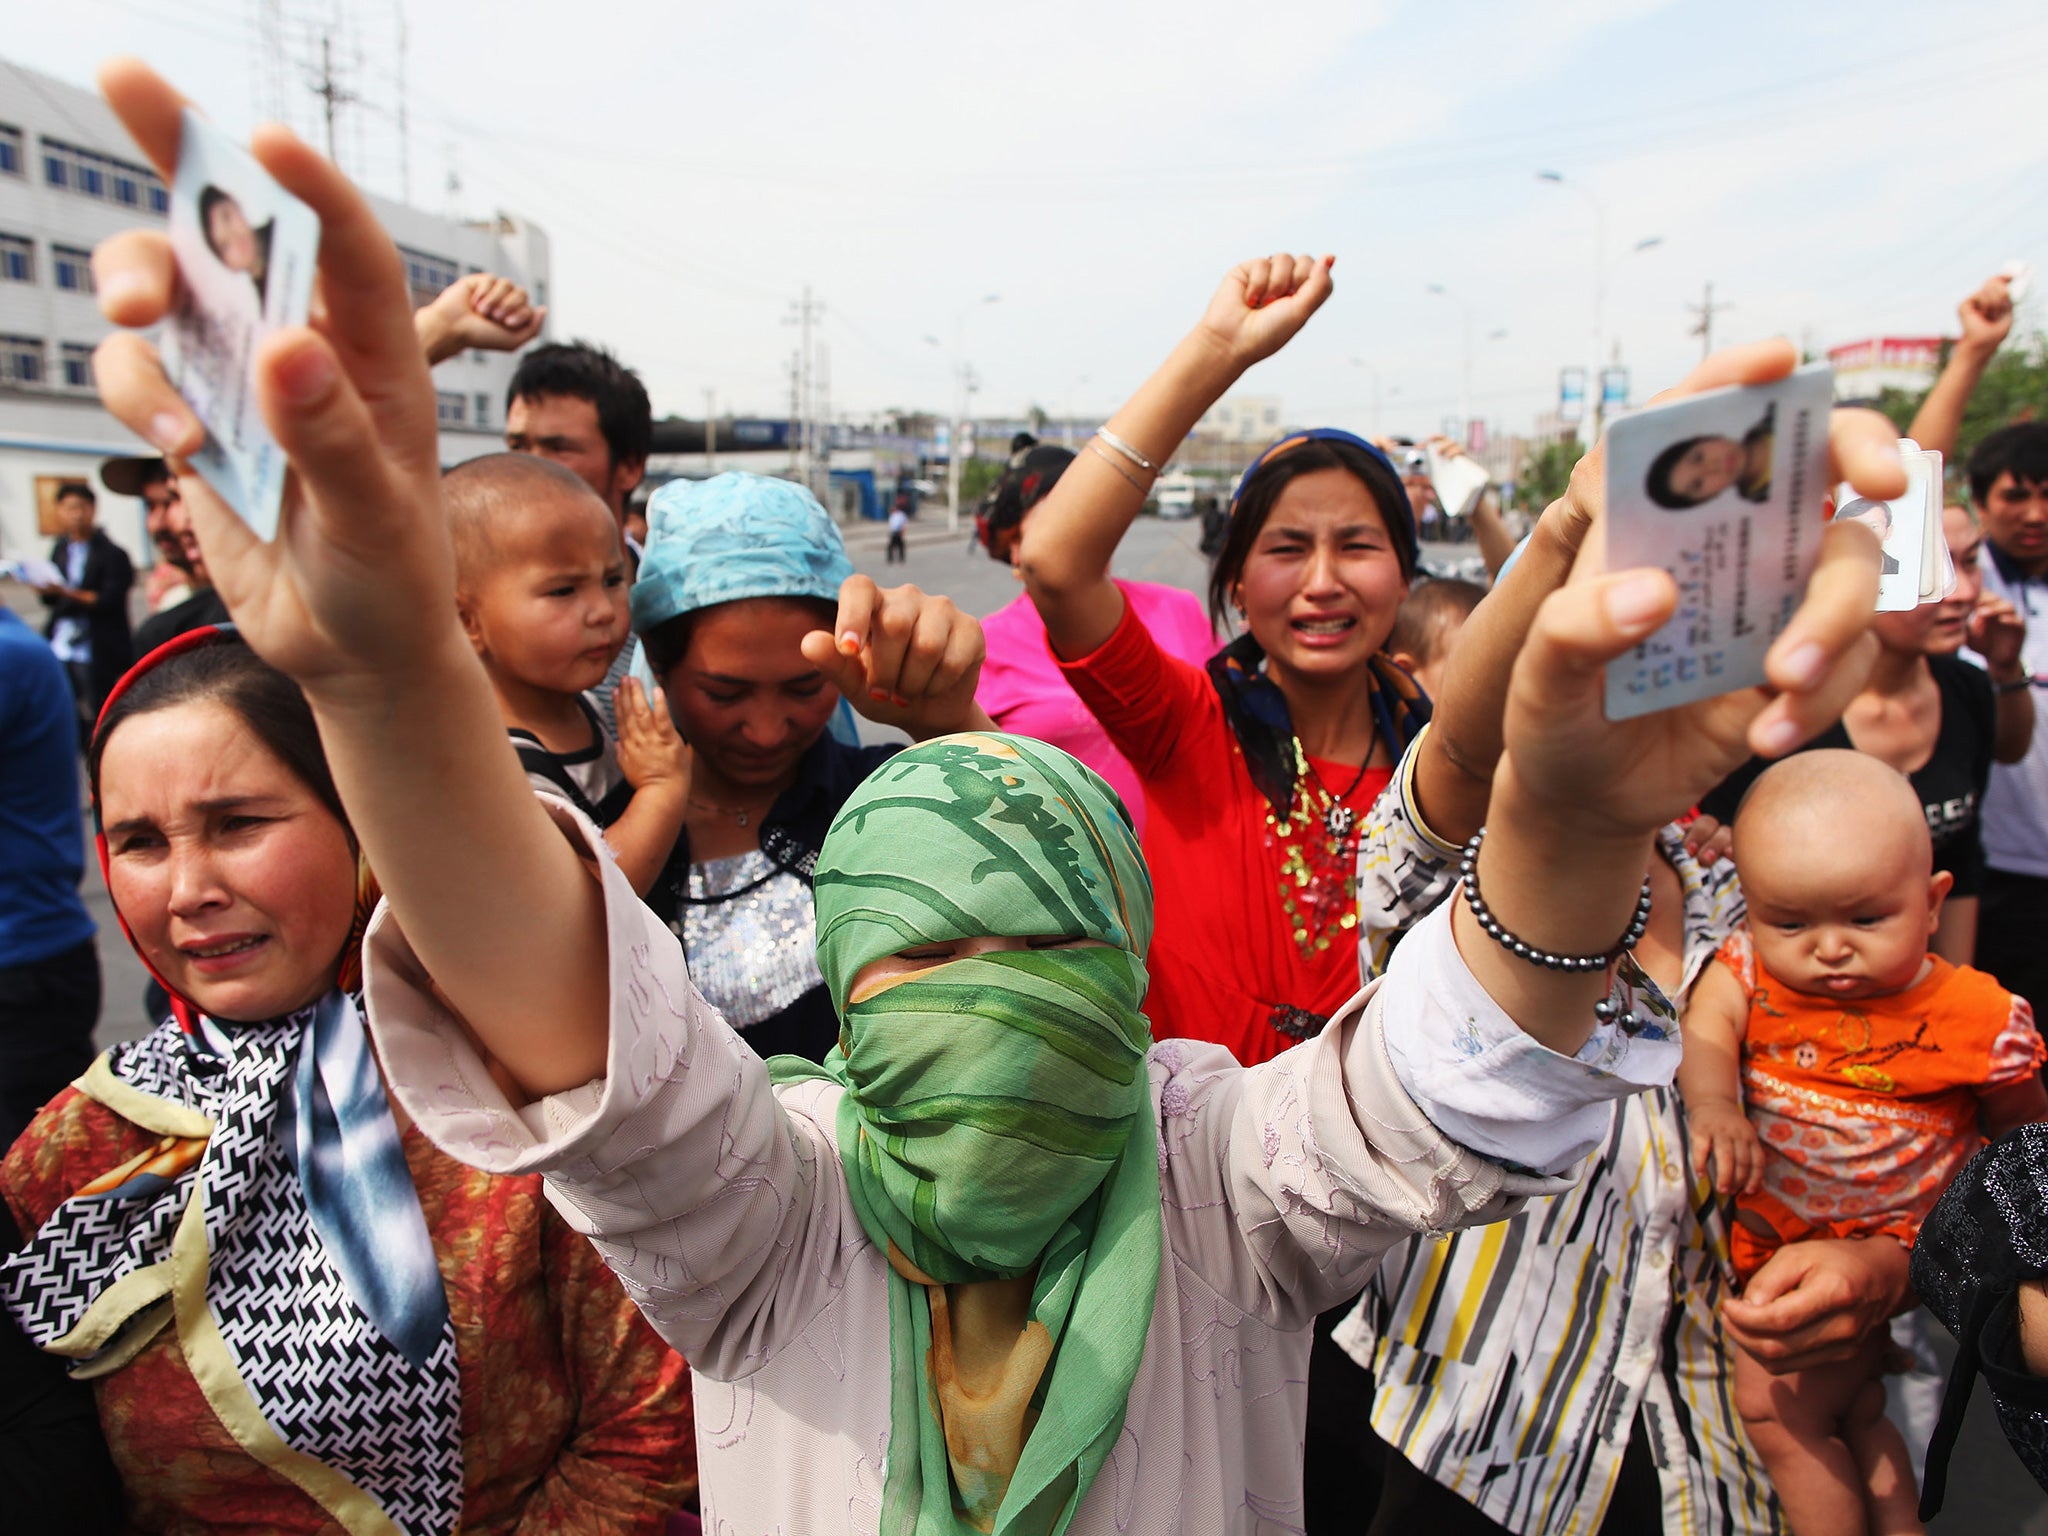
[0,57,548,571]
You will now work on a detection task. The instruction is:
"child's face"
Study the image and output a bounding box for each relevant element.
[1662,436,1744,505]
[459,491,629,698]
[1737,804,1948,1001]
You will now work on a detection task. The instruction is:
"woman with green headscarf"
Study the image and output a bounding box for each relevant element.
[81,88,1898,1532]
[361,728,1687,1534]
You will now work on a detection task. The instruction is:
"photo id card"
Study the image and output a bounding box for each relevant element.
[1833,440,1942,612]
[159,110,318,541]
[1603,362,1834,720]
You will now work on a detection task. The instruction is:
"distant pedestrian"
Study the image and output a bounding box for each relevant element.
[886,496,910,563]
[34,482,134,748]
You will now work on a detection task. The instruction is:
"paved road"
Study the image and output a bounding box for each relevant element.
[72,516,2047,1529]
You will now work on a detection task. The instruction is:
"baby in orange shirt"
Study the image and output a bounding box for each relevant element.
[1681,749,2047,1536]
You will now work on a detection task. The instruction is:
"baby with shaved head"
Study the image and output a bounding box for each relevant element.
[445,453,688,902]
[1680,748,2047,1534]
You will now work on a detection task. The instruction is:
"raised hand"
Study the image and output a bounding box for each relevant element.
[1499,338,1905,845]
[614,676,690,798]
[1193,253,1336,371]
[1958,273,2017,356]
[1970,592,2028,674]
[798,575,991,740]
[90,58,451,695]
[416,272,546,364]
[88,58,611,1098]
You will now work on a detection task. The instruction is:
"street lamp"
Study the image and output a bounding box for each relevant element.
[1426,283,1474,443]
[1538,172,1667,436]
[943,294,1002,534]
[1536,169,1610,437]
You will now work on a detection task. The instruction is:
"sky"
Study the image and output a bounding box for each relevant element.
[12,0,2048,442]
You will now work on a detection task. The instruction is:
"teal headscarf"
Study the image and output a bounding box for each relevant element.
[773,733,1162,1535]
[629,471,852,636]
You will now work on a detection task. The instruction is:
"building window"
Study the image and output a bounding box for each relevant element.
[60,342,93,389]
[399,245,461,308]
[52,245,94,293]
[0,233,31,284]
[40,138,169,213]
[0,335,45,385]
[473,392,490,428]
[0,125,22,177]
[436,391,467,425]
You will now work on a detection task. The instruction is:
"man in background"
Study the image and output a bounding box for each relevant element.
[102,455,190,615]
[35,482,133,746]
[505,340,651,533]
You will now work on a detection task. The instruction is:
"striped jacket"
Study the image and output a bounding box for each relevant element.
[1342,736,1782,1535]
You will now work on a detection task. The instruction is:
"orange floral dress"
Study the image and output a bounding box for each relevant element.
[3,1083,697,1535]
[1716,930,2045,1283]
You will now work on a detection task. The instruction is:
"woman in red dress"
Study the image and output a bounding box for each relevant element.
[1019,254,1426,1065]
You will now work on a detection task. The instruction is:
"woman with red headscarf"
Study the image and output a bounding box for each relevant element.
[0,628,696,1535]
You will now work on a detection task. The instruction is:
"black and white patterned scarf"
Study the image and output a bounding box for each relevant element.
[0,1002,462,1536]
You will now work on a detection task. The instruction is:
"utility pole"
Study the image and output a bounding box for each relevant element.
[785,287,824,493]
[307,34,359,166]
[704,388,717,473]
[1688,282,1734,361]
[806,344,823,483]
[786,351,802,478]
[394,1,412,205]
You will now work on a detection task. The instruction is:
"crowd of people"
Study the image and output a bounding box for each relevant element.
[7,56,2048,1536]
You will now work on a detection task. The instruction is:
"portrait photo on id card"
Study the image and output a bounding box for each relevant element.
[159,109,317,540]
[1602,362,1833,720]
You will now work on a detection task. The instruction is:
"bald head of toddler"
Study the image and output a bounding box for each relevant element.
[1732,749,1949,1001]
[443,453,629,691]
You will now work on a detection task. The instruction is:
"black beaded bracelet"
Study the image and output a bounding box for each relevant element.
[1458,826,1652,974]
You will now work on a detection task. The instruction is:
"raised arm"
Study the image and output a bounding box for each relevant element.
[1971,593,2036,763]
[1409,340,1861,849]
[1464,339,1903,1059]
[1908,273,2015,462]
[414,271,546,366]
[1018,254,1333,659]
[1470,488,1517,579]
[90,63,610,1099]
[83,63,934,1104]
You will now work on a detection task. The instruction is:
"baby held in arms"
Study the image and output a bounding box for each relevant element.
[1679,748,2048,1536]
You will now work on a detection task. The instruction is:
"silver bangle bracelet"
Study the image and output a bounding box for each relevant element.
[1095,428,1157,474]
[1086,441,1147,493]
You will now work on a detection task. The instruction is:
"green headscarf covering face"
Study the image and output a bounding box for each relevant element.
[779,732,1163,1535]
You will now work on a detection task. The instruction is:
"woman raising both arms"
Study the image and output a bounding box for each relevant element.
[1019,255,1426,1063]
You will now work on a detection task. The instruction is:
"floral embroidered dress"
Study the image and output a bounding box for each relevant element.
[1717,929,2046,1282]
[2,1030,697,1536]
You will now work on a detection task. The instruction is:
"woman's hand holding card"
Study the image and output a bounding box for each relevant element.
[1502,339,1904,848]
[91,57,456,697]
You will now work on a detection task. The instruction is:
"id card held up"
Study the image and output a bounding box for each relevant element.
[159,110,318,541]
[1603,363,1834,720]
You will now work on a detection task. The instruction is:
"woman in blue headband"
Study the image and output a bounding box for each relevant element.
[1017,255,1425,1069]
[614,470,993,1064]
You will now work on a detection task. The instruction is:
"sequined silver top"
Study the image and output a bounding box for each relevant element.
[678,851,825,1029]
